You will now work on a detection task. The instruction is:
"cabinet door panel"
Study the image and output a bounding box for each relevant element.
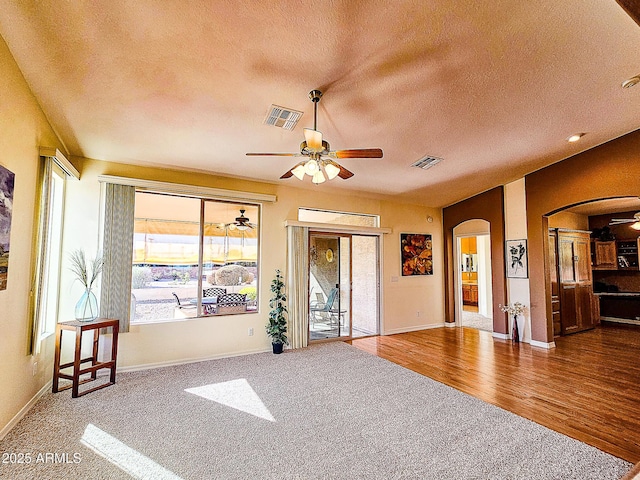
[560,285,579,334]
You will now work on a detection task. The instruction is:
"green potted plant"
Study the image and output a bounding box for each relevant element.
[266,269,288,354]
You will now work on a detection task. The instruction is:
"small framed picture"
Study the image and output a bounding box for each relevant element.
[506,239,528,278]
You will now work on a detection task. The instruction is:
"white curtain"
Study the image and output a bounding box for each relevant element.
[100,183,135,333]
[286,225,309,349]
[29,159,53,355]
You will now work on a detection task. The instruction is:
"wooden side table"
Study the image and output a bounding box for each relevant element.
[52,318,119,398]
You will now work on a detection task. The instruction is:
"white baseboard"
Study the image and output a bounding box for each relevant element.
[530,339,556,349]
[0,380,52,441]
[117,347,271,373]
[492,332,511,340]
[444,322,457,328]
[601,316,640,326]
[383,323,445,335]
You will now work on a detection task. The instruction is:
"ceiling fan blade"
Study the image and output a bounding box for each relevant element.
[280,169,295,179]
[610,219,635,223]
[336,164,354,179]
[246,152,299,156]
[331,148,383,159]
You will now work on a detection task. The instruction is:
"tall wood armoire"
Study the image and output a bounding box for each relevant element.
[549,229,599,335]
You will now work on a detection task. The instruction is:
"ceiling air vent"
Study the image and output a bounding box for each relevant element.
[411,155,443,170]
[264,105,303,130]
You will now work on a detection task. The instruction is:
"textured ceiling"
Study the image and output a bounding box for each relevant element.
[0,0,639,207]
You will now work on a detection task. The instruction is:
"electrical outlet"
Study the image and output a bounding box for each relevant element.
[32,362,38,376]
[248,327,254,336]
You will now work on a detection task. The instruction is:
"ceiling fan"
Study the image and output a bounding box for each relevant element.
[217,209,254,231]
[246,90,383,184]
[609,212,640,230]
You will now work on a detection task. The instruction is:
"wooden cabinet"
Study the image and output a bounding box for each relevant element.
[462,284,478,306]
[592,240,617,270]
[554,229,597,335]
[591,238,640,270]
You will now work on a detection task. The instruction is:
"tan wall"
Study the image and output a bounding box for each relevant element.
[548,211,589,230]
[59,158,444,368]
[0,34,66,435]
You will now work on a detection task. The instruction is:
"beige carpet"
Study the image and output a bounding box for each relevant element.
[0,342,631,479]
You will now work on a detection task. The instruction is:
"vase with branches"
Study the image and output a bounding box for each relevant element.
[69,249,104,321]
[499,302,525,343]
[266,269,288,354]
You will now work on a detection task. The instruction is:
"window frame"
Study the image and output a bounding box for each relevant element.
[130,191,261,324]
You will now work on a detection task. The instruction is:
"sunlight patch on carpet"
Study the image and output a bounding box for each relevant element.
[80,423,182,480]
[185,378,276,422]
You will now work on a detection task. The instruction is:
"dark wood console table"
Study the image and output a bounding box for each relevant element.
[52,318,119,398]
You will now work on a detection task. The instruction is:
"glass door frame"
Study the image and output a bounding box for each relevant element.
[308,230,353,342]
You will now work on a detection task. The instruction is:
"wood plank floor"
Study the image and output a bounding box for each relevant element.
[349,323,640,464]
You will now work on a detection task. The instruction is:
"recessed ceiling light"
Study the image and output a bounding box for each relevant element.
[567,133,585,143]
[622,75,640,89]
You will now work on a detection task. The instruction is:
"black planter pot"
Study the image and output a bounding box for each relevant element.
[272,342,284,354]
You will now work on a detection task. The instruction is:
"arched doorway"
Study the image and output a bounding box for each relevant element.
[443,186,508,336]
[453,220,493,332]
[546,196,640,337]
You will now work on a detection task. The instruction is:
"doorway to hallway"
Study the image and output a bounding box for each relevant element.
[454,220,493,332]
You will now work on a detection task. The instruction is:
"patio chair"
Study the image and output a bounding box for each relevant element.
[216,293,248,315]
[172,292,197,317]
[310,288,345,326]
[203,287,226,298]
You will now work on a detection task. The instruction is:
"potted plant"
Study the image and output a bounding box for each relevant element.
[266,269,288,354]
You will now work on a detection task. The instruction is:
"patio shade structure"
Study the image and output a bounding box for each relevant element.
[133,219,257,265]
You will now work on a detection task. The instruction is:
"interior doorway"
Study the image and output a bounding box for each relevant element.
[308,232,379,341]
[454,220,493,331]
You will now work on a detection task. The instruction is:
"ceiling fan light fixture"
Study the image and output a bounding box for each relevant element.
[324,162,340,180]
[311,170,326,184]
[304,128,323,152]
[291,163,306,180]
[304,159,319,175]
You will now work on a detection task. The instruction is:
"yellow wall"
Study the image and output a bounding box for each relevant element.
[59,158,445,368]
[0,34,66,434]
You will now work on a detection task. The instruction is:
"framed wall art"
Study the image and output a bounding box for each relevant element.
[506,239,528,278]
[401,233,433,276]
[0,164,15,290]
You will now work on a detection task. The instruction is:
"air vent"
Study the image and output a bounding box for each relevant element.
[411,155,443,170]
[264,105,303,130]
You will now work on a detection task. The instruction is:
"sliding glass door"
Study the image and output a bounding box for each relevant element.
[309,233,351,340]
[308,232,380,341]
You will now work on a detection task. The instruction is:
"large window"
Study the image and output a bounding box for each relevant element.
[36,163,66,339]
[131,192,259,323]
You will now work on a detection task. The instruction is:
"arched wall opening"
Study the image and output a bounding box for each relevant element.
[525,129,640,344]
[443,187,508,334]
[453,220,493,330]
